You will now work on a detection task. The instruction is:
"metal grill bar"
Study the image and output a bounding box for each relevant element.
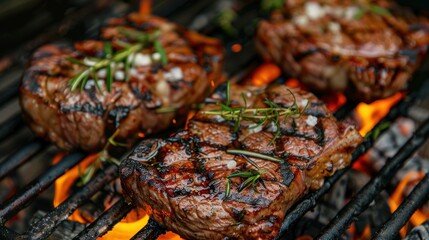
[0,81,20,108]
[72,198,133,240]
[0,152,85,224]
[316,117,429,240]
[131,219,166,240]
[27,164,118,239]
[374,174,429,240]
[0,113,24,143]
[0,140,47,180]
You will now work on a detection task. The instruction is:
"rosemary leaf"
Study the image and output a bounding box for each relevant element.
[354,7,365,19]
[369,4,391,16]
[65,57,86,66]
[227,149,284,164]
[104,42,112,58]
[154,40,168,65]
[106,62,113,92]
[226,81,231,106]
[92,70,102,93]
[155,106,178,114]
[70,69,90,91]
[80,71,89,91]
[225,179,231,198]
[227,170,258,179]
[238,176,255,192]
[241,92,247,107]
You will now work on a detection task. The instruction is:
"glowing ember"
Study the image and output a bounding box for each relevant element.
[140,0,151,16]
[53,153,182,239]
[356,93,404,136]
[231,43,242,53]
[250,63,281,86]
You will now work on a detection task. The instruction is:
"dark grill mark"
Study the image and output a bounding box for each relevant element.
[108,106,131,128]
[60,102,105,116]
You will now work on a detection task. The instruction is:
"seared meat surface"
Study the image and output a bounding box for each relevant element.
[120,84,362,239]
[256,0,429,102]
[20,13,224,151]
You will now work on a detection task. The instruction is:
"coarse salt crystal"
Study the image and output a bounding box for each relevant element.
[152,52,161,61]
[130,53,151,66]
[294,15,309,26]
[248,124,263,134]
[97,69,107,78]
[84,79,95,90]
[306,115,318,127]
[169,67,183,80]
[115,71,125,81]
[305,2,325,20]
[227,160,237,169]
[300,99,309,108]
[345,6,358,20]
[328,22,341,33]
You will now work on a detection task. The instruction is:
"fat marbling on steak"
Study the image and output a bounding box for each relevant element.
[20,13,224,152]
[120,83,362,239]
[256,0,429,102]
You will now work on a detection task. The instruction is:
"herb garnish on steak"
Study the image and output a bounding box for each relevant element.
[20,13,224,151]
[120,83,362,239]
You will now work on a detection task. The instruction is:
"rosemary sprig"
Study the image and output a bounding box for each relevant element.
[225,169,266,198]
[201,81,308,143]
[67,43,143,92]
[66,27,168,92]
[227,149,284,164]
[77,129,127,186]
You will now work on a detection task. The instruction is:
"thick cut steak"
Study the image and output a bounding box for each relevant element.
[20,13,224,151]
[120,83,362,239]
[256,0,429,102]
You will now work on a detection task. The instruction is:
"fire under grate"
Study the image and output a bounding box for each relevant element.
[1,0,429,239]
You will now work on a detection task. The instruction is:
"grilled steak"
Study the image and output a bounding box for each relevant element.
[20,13,224,151]
[120,83,362,239]
[256,0,429,102]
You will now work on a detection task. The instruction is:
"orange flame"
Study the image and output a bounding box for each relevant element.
[53,154,182,240]
[356,93,404,136]
[140,0,151,16]
[388,171,429,237]
[250,63,281,86]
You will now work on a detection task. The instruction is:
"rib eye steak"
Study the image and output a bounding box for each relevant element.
[20,13,224,151]
[256,0,429,102]
[120,83,362,239]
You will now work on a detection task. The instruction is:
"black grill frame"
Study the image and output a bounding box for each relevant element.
[0,0,429,239]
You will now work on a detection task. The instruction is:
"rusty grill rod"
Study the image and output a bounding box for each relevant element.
[0,140,47,180]
[27,164,119,239]
[274,88,417,239]
[72,198,133,240]
[316,117,429,240]
[0,152,85,224]
[374,174,429,240]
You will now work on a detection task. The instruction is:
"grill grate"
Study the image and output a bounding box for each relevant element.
[0,0,429,239]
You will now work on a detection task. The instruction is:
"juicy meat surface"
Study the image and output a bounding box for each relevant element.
[256,0,429,102]
[20,13,224,151]
[120,84,362,239]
